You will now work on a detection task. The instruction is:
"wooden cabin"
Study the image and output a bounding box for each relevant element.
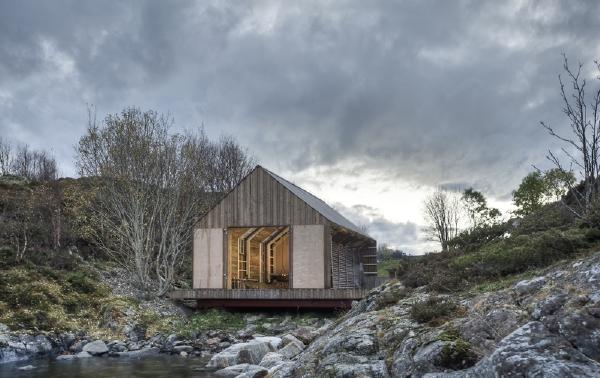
[170,165,378,308]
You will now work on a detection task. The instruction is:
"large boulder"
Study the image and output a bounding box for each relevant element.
[279,334,305,359]
[82,340,108,356]
[253,336,282,350]
[290,326,320,344]
[215,363,267,377]
[124,347,160,358]
[556,311,600,361]
[320,360,390,378]
[0,334,53,364]
[207,340,273,369]
[259,352,285,369]
[513,277,546,296]
[76,351,92,358]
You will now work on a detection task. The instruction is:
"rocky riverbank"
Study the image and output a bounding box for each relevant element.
[0,312,333,372]
[5,253,600,377]
[137,251,600,377]
[272,251,600,377]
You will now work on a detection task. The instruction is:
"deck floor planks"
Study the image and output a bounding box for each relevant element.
[169,288,368,300]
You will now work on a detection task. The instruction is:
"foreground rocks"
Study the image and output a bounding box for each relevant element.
[0,333,53,364]
[6,252,600,376]
[208,334,308,376]
[280,251,600,377]
[0,312,331,369]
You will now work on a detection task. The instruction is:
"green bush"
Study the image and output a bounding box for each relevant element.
[439,338,478,369]
[0,247,16,268]
[409,296,457,324]
[513,203,575,236]
[448,223,509,253]
[451,228,588,278]
[401,265,433,288]
[584,227,600,242]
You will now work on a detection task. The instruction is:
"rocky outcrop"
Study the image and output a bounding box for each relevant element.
[281,251,600,377]
[0,332,54,363]
[450,321,600,377]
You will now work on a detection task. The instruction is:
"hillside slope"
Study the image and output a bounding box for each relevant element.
[278,251,600,377]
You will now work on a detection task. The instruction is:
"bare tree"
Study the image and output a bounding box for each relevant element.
[424,189,462,252]
[10,144,58,182]
[77,107,254,296]
[0,137,11,175]
[204,135,255,193]
[11,144,33,178]
[541,54,600,219]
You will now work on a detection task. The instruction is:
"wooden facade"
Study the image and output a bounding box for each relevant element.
[176,165,378,308]
[196,166,328,229]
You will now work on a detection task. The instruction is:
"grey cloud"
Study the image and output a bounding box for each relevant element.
[1,1,600,246]
[333,202,421,252]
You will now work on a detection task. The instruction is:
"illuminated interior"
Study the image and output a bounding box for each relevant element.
[227,226,290,289]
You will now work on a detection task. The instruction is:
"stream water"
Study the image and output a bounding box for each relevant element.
[0,355,218,377]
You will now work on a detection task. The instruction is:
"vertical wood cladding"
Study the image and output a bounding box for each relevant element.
[196,166,327,229]
[331,241,358,288]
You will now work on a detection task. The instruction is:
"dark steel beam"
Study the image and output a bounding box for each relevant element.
[195,299,355,309]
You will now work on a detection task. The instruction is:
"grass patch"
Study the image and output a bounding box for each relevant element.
[451,228,588,278]
[173,309,246,336]
[378,259,400,277]
[0,259,118,332]
[469,270,539,293]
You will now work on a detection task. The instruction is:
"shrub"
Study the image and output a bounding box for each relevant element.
[513,202,575,236]
[0,247,16,268]
[451,228,588,278]
[409,296,457,324]
[428,273,466,293]
[402,266,433,288]
[584,227,600,242]
[439,338,478,370]
[448,223,509,253]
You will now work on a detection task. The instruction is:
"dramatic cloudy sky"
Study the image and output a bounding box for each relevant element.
[2,1,600,253]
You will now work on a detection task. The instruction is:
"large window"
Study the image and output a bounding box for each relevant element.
[227,226,289,289]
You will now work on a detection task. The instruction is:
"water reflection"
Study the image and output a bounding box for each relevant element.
[0,355,217,378]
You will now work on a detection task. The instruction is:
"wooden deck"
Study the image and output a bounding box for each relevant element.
[169,288,368,309]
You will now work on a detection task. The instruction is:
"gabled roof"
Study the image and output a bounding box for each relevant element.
[197,165,370,239]
[262,167,368,237]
